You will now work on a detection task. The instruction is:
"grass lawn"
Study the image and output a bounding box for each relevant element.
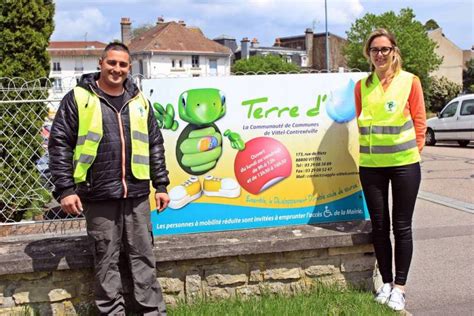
[170,284,396,315]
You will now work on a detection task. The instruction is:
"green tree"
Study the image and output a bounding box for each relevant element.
[132,23,154,39]
[0,0,55,221]
[463,58,474,93]
[232,55,300,74]
[424,19,440,31]
[0,0,54,78]
[344,8,442,92]
[426,76,462,113]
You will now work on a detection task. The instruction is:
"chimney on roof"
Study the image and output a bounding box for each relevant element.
[121,17,132,46]
[274,38,281,47]
[178,20,186,27]
[305,28,314,68]
[157,17,165,25]
[251,38,259,48]
[241,37,250,60]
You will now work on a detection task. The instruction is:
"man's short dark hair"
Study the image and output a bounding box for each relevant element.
[102,42,131,60]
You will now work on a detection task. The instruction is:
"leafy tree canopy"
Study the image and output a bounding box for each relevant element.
[0,0,55,79]
[424,19,440,31]
[463,58,474,93]
[132,23,154,39]
[426,76,462,113]
[0,0,55,221]
[344,8,442,89]
[232,54,300,74]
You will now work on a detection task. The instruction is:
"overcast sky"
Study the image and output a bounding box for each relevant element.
[52,0,473,50]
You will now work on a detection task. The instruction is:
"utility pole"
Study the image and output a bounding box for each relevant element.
[325,0,330,70]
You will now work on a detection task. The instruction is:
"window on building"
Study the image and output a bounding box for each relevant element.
[138,60,144,75]
[171,59,175,68]
[53,62,61,72]
[74,59,84,72]
[192,74,200,77]
[209,59,217,76]
[192,55,200,68]
[301,56,307,67]
[52,78,62,91]
[179,60,183,68]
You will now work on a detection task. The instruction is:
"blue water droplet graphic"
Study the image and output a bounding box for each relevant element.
[326,79,356,123]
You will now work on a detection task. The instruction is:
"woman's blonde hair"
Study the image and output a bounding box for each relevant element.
[363,28,402,87]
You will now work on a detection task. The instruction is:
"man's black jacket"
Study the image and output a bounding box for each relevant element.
[48,72,169,201]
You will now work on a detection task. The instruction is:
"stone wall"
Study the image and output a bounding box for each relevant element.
[0,221,377,315]
[0,270,94,315]
[158,243,377,306]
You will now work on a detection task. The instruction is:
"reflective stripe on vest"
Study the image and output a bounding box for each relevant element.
[72,86,150,183]
[129,94,150,179]
[357,71,420,167]
[73,87,102,183]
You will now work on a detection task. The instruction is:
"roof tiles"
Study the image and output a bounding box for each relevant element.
[48,41,107,57]
[128,22,231,55]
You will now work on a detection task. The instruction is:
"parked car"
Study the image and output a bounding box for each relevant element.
[426,94,474,147]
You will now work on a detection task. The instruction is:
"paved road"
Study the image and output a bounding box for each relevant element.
[405,142,474,315]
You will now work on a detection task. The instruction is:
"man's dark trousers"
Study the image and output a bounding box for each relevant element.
[84,195,166,315]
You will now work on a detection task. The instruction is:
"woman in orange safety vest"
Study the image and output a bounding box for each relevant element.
[354,28,427,311]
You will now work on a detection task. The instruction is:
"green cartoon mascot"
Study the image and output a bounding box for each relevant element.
[153,88,245,209]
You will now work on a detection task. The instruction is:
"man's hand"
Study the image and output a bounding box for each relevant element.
[60,194,83,216]
[155,192,170,212]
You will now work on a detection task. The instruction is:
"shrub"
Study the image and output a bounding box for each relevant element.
[425,76,462,113]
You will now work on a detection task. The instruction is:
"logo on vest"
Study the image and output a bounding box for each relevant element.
[138,105,145,117]
[385,100,396,113]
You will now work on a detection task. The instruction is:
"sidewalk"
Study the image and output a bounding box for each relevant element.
[406,199,474,315]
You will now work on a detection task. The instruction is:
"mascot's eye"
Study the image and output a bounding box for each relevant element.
[180,92,188,108]
[221,95,226,105]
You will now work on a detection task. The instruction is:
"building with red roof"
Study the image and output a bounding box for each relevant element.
[122,17,232,78]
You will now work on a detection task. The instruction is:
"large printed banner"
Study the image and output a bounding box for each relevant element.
[142,73,369,236]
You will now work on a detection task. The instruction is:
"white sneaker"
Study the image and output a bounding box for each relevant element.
[168,176,202,209]
[374,283,392,304]
[387,287,406,311]
[202,175,240,198]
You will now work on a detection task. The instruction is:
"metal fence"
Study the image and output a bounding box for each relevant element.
[0,69,361,235]
[0,77,83,235]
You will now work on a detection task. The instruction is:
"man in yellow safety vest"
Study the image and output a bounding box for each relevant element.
[49,42,169,315]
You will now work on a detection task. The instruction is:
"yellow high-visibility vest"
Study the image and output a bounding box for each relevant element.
[358,70,420,167]
[72,86,150,183]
